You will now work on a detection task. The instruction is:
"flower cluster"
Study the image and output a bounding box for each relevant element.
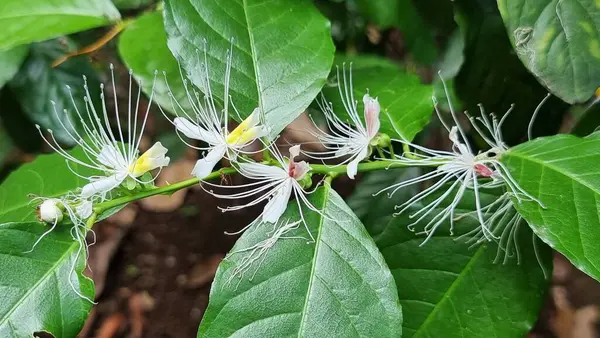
[31,46,544,295]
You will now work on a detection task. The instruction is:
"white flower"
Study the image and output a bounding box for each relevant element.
[378,79,542,244]
[36,65,170,200]
[305,66,381,179]
[203,144,320,241]
[161,43,267,179]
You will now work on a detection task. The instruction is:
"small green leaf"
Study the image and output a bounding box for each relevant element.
[353,186,551,337]
[0,148,95,223]
[163,0,335,137]
[198,185,402,337]
[118,11,190,115]
[322,60,433,141]
[0,45,28,89]
[497,0,600,103]
[0,221,93,337]
[502,133,600,281]
[9,38,101,146]
[0,0,120,50]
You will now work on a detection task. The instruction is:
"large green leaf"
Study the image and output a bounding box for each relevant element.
[119,10,190,116]
[322,59,433,141]
[163,0,335,138]
[497,0,600,104]
[0,45,28,89]
[198,185,402,337]
[502,133,600,281]
[0,221,93,337]
[0,148,95,223]
[453,0,568,145]
[351,182,551,337]
[9,38,101,146]
[0,0,120,50]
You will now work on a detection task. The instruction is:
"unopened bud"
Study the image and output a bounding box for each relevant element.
[37,199,63,224]
[371,133,391,148]
[298,172,313,190]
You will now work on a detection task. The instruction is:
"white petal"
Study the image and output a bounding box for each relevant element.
[262,180,293,224]
[76,200,93,219]
[346,147,368,179]
[292,161,311,180]
[81,173,127,198]
[289,144,301,160]
[239,162,288,180]
[97,144,126,169]
[191,146,227,179]
[174,117,220,144]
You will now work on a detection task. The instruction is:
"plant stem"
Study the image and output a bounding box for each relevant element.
[94,159,429,214]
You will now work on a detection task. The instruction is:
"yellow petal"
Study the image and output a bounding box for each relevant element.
[226,108,263,146]
[129,142,170,177]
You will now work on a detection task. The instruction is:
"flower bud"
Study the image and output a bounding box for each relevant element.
[371,133,391,148]
[37,199,64,224]
[297,172,313,190]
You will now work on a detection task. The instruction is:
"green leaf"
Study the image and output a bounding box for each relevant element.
[0,221,93,337]
[0,45,28,89]
[198,185,402,337]
[118,11,190,115]
[0,0,120,50]
[322,60,433,141]
[0,148,95,223]
[497,0,600,104]
[9,38,101,146]
[354,186,551,337]
[163,0,335,137]
[502,133,600,281]
[453,0,568,144]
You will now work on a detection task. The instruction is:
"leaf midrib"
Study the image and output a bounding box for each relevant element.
[0,238,80,331]
[241,0,262,112]
[297,183,330,337]
[412,245,487,338]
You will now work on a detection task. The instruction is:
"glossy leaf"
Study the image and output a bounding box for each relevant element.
[198,185,402,337]
[0,0,120,50]
[454,0,568,145]
[9,38,101,145]
[0,45,28,89]
[0,221,93,337]
[164,0,335,137]
[502,133,600,281]
[0,148,95,223]
[322,60,433,141]
[119,11,190,115]
[351,184,551,337]
[497,0,600,103]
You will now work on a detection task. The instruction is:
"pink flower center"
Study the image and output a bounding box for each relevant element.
[474,163,494,177]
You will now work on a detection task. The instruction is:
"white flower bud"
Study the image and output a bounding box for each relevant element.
[37,199,63,224]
